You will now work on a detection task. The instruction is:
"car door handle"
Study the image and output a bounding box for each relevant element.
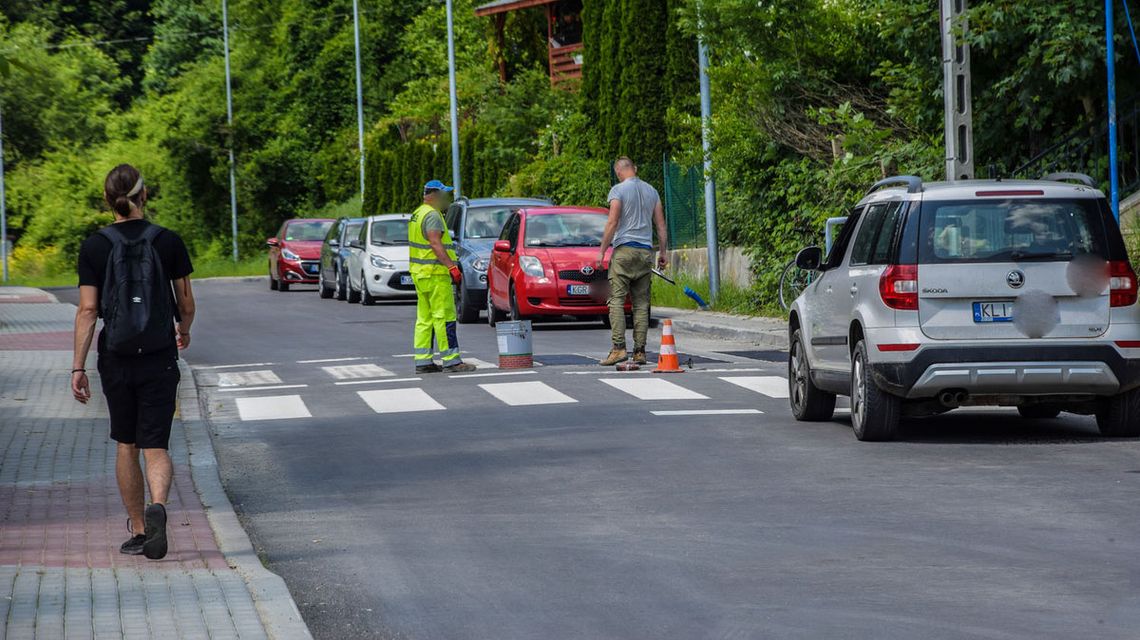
[850,284,858,296]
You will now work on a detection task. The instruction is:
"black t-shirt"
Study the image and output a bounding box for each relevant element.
[77,219,194,359]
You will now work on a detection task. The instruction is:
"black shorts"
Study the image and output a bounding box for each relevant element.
[97,355,181,449]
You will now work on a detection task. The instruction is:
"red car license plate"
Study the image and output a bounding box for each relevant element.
[567,284,590,296]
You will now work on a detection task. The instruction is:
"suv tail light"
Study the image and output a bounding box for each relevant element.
[1110,260,1137,307]
[879,264,918,310]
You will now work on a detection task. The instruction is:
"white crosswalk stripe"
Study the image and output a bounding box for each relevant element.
[479,381,577,406]
[719,376,790,399]
[600,378,709,400]
[322,364,394,380]
[463,357,498,370]
[218,370,282,387]
[235,395,312,421]
[357,388,445,414]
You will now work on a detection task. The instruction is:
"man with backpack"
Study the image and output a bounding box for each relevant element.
[71,164,196,560]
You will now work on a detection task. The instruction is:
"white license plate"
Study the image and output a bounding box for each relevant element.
[400,275,414,286]
[973,301,1013,323]
[567,284,590,296]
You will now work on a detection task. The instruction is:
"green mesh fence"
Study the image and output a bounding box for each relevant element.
[609,157,704,249]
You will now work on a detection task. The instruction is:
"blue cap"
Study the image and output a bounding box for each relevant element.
[423,179,454,195]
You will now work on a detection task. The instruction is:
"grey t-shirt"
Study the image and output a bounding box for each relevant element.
[607,177,659,248]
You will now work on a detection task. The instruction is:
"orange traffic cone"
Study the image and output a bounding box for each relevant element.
[653,319,685,373]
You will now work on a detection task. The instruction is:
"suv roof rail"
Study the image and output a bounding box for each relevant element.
[1043,172,1096,188]
[867,176,923,195]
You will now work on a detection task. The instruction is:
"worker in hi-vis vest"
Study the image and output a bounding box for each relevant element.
[408,180,476,374]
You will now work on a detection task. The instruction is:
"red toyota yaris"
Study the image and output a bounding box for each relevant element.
[487,207,631,325]
[267,218,334,292]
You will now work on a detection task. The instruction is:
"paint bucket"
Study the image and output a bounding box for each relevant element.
[496,320,533,369]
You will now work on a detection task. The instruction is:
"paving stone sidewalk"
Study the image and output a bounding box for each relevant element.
[1,292,310,639]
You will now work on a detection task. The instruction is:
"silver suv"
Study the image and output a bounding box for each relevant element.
[787,174,1140,441]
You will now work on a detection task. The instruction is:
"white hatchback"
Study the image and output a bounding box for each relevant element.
[346,213,417,304]
[787,174,1140,441]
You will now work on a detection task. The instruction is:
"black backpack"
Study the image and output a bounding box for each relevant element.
[98,223,177,356]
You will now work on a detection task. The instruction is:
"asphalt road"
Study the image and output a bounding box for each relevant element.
[56,278,1140,639]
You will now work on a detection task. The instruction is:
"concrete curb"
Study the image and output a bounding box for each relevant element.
[654,306,788,349]
[192,276,264,283]
[178,360,314,640]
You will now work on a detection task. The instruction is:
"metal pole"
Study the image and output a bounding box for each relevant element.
[352,0,366,200]
[222,0,239,261]
[940,0,974,181]
[445,0,462,197]
[0,102,7,283]
[1107,0,1121,219]
[698,10,719,303]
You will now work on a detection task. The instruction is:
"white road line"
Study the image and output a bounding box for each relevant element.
[720,376,790,399]
[297,356,369,364]
[357,388,445,413]
[651,409,764,416]
[198,362,277,370]
[334,377,422,386]
[697,368,767,373]
[217,370,282,387]
[600,378,708,400]
[562,370,651,375]
[463,357,498,370]
[479,381,577,407]
[448,370,537,379]
[322,364,394,380]
[235,395,311,421]
[218,384,309,393]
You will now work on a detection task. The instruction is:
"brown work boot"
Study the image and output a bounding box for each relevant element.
[415,363,443,374]
[599,347,628,366]
[442,362,477,373]
[632,349,648,365]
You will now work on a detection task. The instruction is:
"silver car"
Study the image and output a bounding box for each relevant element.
[788,174,1140,441]
[346,214,415,305]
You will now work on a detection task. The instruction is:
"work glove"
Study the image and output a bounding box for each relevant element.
[449,265,463,285]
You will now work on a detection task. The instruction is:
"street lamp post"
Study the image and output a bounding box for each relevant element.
[445,0,462,197]
[352,0,366,200]
[1107,0,1120,219]
[698,29,719,303]
[0,102,7,283]
[222,0,239,261]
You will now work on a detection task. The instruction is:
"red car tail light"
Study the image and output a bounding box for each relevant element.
[1110,260,1137,307]
[879,264,918,310]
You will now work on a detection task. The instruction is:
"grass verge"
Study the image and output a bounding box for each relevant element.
[650,272,779,317]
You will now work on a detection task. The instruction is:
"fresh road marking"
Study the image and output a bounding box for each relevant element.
[235,395,311,421]
[463,357,498,369]
[218,384,308,393]
[199,362,277,370]
[720,376,789,399]
[335,377,422,386]
[651,409,763,416]
[218,370,282,387]
[479,381,577,406]
[297,356,369,364]
[448,370,537,379]
[358,388,445,413]
[600,378,708,400]
[322,364,394,379]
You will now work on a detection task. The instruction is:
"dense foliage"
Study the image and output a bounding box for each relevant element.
[2,0,1137,311]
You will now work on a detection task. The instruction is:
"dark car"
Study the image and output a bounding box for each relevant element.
[268,218,334,292]
[445,197,553,323]
[318,216,366,300]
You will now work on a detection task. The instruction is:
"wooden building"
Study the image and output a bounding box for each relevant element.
[474,0,583,88]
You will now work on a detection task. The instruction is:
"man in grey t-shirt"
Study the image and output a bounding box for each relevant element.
[596,157,669,366]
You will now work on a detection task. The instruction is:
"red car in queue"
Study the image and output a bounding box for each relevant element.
[268,218,334,292]
[486,207,631,325]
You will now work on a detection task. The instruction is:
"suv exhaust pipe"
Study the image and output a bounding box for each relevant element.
[939,390,970,408]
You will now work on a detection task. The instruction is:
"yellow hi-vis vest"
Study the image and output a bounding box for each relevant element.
[408,203,457,278]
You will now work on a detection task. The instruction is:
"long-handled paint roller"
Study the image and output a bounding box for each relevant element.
[651,268,710,310]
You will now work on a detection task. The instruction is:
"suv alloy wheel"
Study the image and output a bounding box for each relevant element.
[850,339,900,441]
[789,329,836,421]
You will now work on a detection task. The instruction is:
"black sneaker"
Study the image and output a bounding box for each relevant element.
[120,534,146,555]
[415,363,443,374]
[143,503,168,560]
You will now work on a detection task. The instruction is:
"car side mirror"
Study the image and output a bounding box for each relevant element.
[795,246,823,271]
[328,238,339,247]
[348,239,361,249]
[266,237,279,247]
[493,240,512,253]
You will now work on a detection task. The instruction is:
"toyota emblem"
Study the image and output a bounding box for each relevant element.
[1007,270,1025,289]
[581,265,595,276]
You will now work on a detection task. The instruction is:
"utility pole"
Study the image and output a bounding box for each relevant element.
[445,0,462,197]
[222,0,239,261]
[1106,0,1120,219]
[0,102,7,283]
[940,0,974,181]
[697,19,719,303]
[352,0,366,200]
